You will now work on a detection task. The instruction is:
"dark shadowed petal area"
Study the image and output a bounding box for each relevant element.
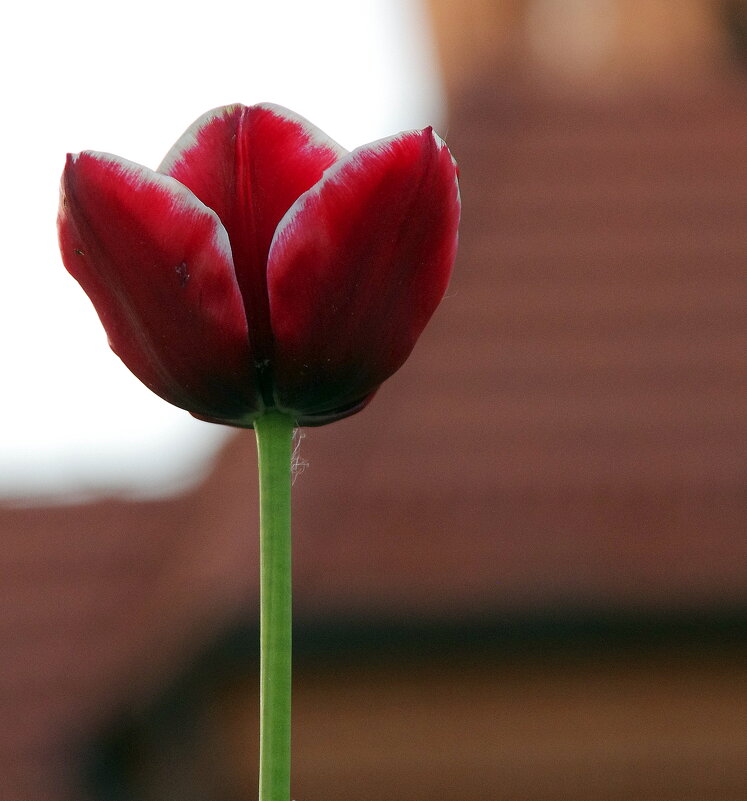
[159,104,347,385]
[58,151,259,424]
[267,128,460,423]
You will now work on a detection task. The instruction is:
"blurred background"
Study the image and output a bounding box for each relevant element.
[1,1,746,799]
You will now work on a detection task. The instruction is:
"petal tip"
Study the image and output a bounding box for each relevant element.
[157,104,246,174]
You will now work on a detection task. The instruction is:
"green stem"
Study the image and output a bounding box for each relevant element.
[255,411,295,801]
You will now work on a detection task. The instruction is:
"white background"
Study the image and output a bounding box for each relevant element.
[0,0,443,501]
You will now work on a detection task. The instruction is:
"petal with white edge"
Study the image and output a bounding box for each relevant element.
[58,151,259,424]
[268,128,460,421]
[159,103,347,367]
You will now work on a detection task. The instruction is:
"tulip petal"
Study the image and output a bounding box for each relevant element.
[267,128,460,422]
[159,104,346,392]
[58,151,259,424]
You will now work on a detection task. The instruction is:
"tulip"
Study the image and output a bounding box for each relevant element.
[58,104,460,801]
[58,103,460,427]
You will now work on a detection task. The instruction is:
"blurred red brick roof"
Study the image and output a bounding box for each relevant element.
[1,73,746,799]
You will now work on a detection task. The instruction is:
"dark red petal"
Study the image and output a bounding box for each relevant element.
[267,128,461,419]
[159,104,346,386]
[58,151,259,424]
[294,393,376,427]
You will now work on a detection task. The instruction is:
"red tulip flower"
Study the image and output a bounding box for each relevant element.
[58,104,460,427]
